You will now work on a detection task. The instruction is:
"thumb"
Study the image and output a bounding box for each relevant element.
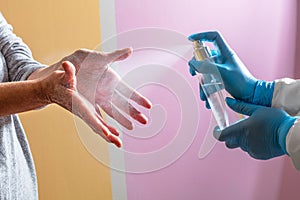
[62,61,76,90]
[226,97,260,116]
[106,47,132,63]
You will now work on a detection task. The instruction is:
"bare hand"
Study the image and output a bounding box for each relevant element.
[60,48,152,130]
[40,61,122,147]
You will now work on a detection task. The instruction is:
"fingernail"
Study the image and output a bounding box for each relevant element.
[133,113,148,125]
[139,114,148,124]
[145,100,152,109]
[116,140,122,148]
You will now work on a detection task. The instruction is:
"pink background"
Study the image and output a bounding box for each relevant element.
[114,0,300,199]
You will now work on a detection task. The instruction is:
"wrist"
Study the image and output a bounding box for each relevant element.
[278,117,298,154]
[253,80,275,106]
[36,78,52,105]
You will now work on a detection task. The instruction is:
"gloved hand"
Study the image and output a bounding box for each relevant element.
[214,98,298,159]
[188,31,274,108]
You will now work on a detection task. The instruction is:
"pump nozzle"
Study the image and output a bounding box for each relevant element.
[193,41,211,60]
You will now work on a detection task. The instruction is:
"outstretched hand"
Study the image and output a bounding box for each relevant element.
[34,48,152,147]
[40,61,122,147]
[60,48,152,130]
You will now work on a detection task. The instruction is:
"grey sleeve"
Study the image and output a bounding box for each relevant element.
[0,12,45,81]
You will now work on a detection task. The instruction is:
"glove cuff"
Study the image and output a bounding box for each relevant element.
[253,80,275,107]
[278,117,298,154]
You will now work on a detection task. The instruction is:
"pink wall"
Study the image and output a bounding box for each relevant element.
[114,0,300,199]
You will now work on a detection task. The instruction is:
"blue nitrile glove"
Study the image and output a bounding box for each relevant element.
[214,98,298,159]
[188,31,274,108]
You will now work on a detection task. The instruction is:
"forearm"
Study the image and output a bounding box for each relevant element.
[27,64,57,80]
[0,80,48,116]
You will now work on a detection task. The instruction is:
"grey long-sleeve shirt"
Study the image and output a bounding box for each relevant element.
[0,13,45,199]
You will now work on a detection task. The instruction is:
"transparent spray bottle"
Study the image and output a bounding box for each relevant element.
[193,41,229,130]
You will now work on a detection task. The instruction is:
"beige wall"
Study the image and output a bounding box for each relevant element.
[1,1,113,199]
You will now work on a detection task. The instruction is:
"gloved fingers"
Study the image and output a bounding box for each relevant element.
[199,86,207,101]
[214,127,239,148]
[238,133,249,152]
[188,58,219,75]
[188,31,234,59]
[225,97,261,116]
[205,101,211,109]
[199,86,211,109]
[189,65,196,76]
[246,149,272,160]
[210,49,219,57]
[247,151,261,160]
[225,138,240,149]
[210,55,225,64]
[214,118,246,142]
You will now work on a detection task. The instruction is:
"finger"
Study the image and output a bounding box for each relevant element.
[214,127,239,149]
[210,49,219,57]
[188,58,219,75]
[112,91,148,125]
[99,102,134,130]
[91,111,122,147]
[225,138,240,149]
[62,61,77,90]
[72,92,122,147]
[216,118,251,152]
[106,48,133,63]
[205,101,211,109]
[94,120,123,148]
[116,81,152,109]
[216,118,244,141]
[188,31,234,58]
[189,65,196,76]
[93,113,122,147]
[210,55,224,64]
[106,134,122,148]
[62,61,76,75]
[98,123,122,148]
[199,85,211,109]
[247,150,270,160]
[199,85,207,101]
[226,97,261,116]
[95,106,120,136]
